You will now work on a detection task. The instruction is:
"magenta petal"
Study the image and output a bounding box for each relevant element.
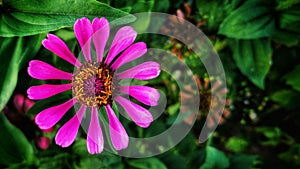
[117,62,160,80]
[42,34,81,67]
[105,26,137,65]
[28,83,72,100]
[28,60,73,80]
[105,105,129,150]
[92,17,110,62]
[24,98,35,112]
[74,18,92,62]
[111,42,147,70]
[55,105,86,147]
[87,107,103,154]
[115,96,153,128]
[35,98,77,130]
[119,86,160,106]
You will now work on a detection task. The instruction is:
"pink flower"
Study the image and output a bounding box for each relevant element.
[27,17,161,154]
[8,94,52,150]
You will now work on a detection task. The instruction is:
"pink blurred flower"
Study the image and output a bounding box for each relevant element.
[27,17,160,154]
[35,136,51,150]
[5,94,51,150]
[13,94,35,114]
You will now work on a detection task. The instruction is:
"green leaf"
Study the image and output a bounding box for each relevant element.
[272,5,300,46]
[230,154,259,169]
[177,133,197,156]
[219,0,275,39]
[279,144,300,166]
[160,152,188,169]
[197,0,243,31]
[225,136,248,153]
[278,5,300,30]
[0,0,135,37]
[228,38,272,89]
[276,0,300,10]
[284,65,300,92]
[153,0,169,12]
[272,29,300,46]
[255,127,282,146]
[200,146,230,169]
[271,89,300,109]
[187,149,206,169]
[0,34,44,111]
[127,157,167,169]
[0,113,34,165]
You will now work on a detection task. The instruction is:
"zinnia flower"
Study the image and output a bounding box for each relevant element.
[27,17,161,154]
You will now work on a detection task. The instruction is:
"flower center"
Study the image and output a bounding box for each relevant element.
[199,90,212,113]
[72,62,114,108]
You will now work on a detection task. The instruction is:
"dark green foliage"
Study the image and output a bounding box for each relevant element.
[0,0,300,169]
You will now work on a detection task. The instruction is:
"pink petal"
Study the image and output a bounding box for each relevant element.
[74,18,92,62]
[111,42,147,70]
[87,107,103,154]
[115,96,153,128]
[36,137,51,150]
[42,34,81,67]
[92,17,110,62]
[28,60,73,80]
[55,105,86,147]
[13,94,25,114]
[119,86,160,106]
[105,26,137,65]
[35,98,77,130]
[27,83,72,100]
[117,62,160,80]
[105,105,129,150]
[23,98,35,112]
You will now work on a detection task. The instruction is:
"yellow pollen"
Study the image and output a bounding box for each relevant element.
[72,62,114,107]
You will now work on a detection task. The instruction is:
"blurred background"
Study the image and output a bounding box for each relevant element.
[0,0,300,168]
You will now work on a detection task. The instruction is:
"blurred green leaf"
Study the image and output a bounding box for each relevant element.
[230,154,259,169]
[272,29,300,46]
[0,34,44,112]
[187,149,206,169]
[228,38,272,89]
[160,152,188,169]
[279,144,300,166]
[72,139,123,169]
[256,127,282,146]
[129,0,154,33]
[276,0,300,10]
[167,103,180,116]
[127,157,167,169]
[0,0,135,37]
[271,89,300,109]
[278,5,300,30]
[272,5,300,46]
[225,136,248,153]
[177,133,197,156]
[197,0,243,31]
[153,0,169,12]
[200,146,229,169]
[0,113,34,165]
[284,65,300,92]
[74,152,123,169]
[219,0,275,39]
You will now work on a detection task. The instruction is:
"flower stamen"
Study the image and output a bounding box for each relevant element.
[72,62,114,108]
